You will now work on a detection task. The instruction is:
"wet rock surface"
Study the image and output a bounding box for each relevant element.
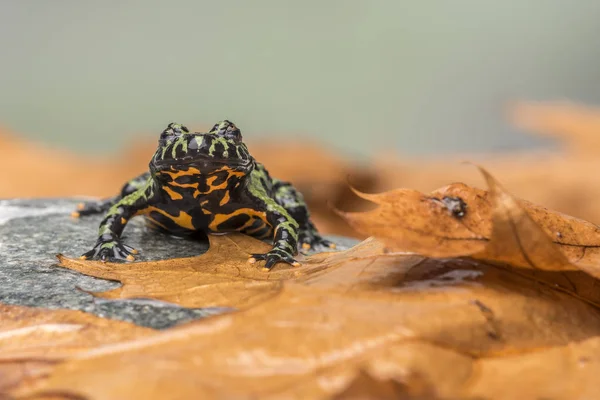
[0,199,358,329]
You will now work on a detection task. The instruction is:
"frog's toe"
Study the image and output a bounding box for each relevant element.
[249,250,299,271]
[299,234,335,252]
[80,249,96,260]
[74,201,110,217]
[81,241,136,263]
[121,243,138,255]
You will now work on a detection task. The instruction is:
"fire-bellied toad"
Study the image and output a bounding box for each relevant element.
[73,120,335,269]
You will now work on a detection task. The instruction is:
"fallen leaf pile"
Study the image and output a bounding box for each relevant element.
[1,166,600,399]
[6,101,600,398]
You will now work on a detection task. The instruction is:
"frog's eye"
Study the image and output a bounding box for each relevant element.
[209,120,242,143]
[160,123,189,140]
[160,131,171,141]
[169,123,189,134]
[223,125,242,143]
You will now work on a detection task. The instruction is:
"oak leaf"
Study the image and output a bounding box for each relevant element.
[12,263,600,400]
[57,234,392,309]
[11,167,600,399]
[0,304,152,395]
[339,167,600,306]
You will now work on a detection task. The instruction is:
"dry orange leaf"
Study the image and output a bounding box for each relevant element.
[57,234,393,309]
[10,168,600,399]
[12,261,600,400]
[0,304,153,395]
[511,100,600,156]
[329,370,437,400]
[0,130,153,199]
[341,167,600,272]
[341,167,600,311]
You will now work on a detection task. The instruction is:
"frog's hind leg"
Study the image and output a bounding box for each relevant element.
[272,180,336,252]
[73,195,120,217]
[72,172,151,218]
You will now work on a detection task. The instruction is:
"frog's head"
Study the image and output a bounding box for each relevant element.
[150,120,254,176]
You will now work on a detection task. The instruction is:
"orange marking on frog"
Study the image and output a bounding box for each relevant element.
[159,166,246,199]
[159,167,201,180]
[244,218,270,235]
[137,206,195,230]
[208,208,269,232]
[162,186,183,200]
[219,191,231,206]
[200,167,246,195]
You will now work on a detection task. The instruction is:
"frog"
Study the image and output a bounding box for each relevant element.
[73,120,335,270]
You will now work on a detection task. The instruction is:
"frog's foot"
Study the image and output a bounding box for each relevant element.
[299,232,336,252]
[248,249,300,271]
[71,200,113,218]
[80,240,138,262]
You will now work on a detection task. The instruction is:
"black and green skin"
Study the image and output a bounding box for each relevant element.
[76,120,334,269]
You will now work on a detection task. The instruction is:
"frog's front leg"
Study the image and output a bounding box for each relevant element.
[272,180,335,252]
[248,200,301,270]
[81,182,153,262]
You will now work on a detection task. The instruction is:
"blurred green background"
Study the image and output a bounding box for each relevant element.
[1,0,599,157]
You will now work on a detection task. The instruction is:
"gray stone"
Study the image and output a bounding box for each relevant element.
[0,199,358,329]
